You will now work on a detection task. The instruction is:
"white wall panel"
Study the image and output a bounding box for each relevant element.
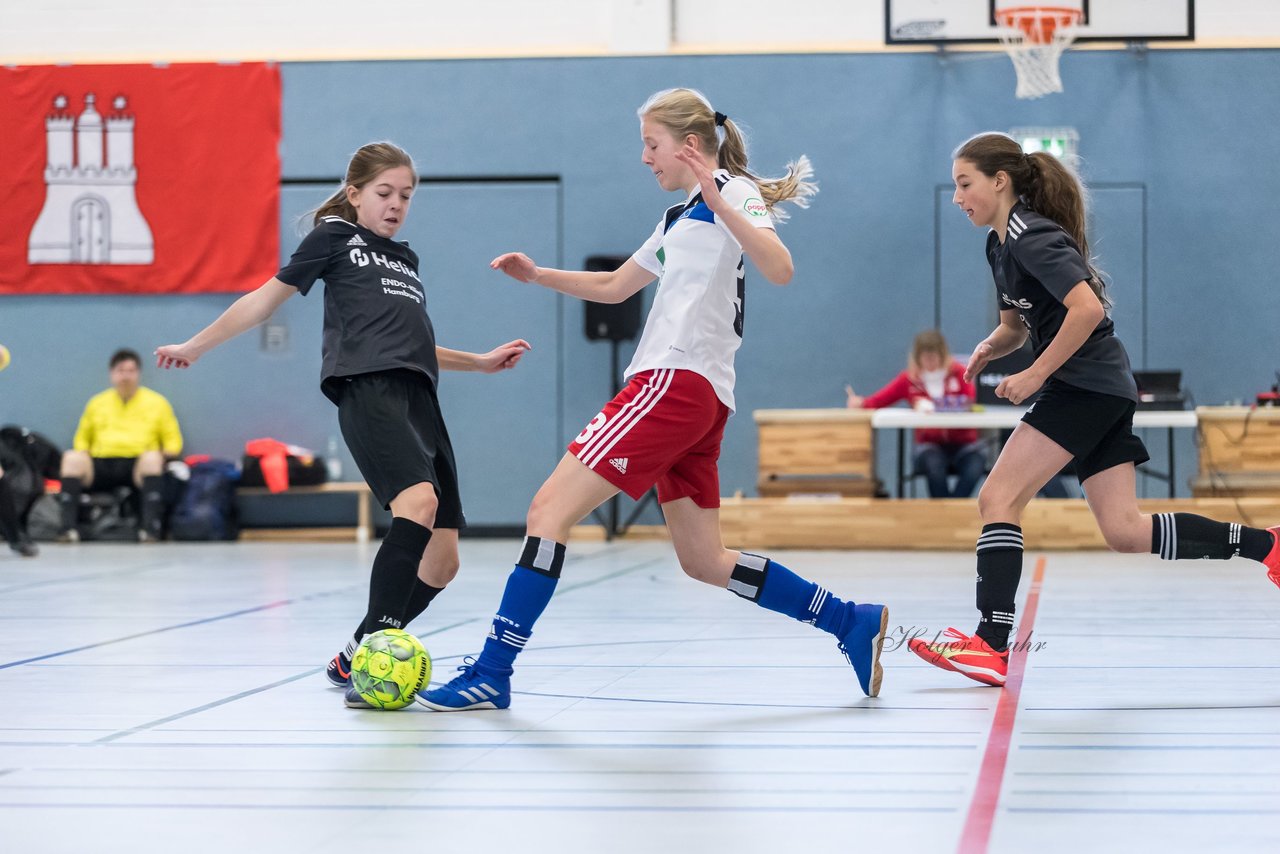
[3,0,1280,63]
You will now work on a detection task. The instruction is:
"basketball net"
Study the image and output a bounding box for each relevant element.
[996,6,1082,99]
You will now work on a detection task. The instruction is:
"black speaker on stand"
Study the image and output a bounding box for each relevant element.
[583,255,657,539]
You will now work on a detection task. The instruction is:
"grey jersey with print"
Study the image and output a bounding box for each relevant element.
[985,202,1137,402]
[276,217,439,404]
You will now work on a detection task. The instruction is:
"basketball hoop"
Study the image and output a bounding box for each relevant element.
[995,6,1082,99]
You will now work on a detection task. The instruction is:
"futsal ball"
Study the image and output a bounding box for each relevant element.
[350,628,431,710]
[0,345,9,371]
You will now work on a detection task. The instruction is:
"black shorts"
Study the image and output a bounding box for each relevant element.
[334,369,465,529]
[1021,381,1150,482]
[92,457,138,490]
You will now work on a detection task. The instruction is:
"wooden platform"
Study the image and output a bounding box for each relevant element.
[717,496,1280,550]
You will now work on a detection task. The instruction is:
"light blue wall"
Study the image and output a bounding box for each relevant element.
[4,49,1278,521]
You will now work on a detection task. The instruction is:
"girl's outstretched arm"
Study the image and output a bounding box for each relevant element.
[491,253,654,304]
[155,278,296,368]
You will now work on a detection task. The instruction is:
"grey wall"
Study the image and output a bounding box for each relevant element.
[4,49,1279,520]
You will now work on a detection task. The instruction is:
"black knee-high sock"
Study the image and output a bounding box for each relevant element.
[140,475,166,539]
[348,581,442,647]
[1151,513,1273,562]
[361,518,432,635]
[975,523,1023,652]
[0,478,21,546]
[403,580,444,625]
[58,476,83,532]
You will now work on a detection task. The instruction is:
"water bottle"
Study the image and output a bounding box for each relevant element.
[325,436,343,482]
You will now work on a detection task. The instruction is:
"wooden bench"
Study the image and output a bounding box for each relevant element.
[1190,472,1280,498]
[1193,407,1280,498]
[754,408,881,497]
[237,481,375,542]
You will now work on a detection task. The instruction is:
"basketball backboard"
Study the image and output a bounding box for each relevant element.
[885,0,1195,45]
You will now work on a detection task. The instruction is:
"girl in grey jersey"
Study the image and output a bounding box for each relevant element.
[156,142,530,705]
[909,132,1280,688]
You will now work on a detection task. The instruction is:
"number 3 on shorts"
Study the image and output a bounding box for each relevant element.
[575,412,607,445]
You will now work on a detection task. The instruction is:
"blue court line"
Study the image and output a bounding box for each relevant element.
[1007,806,1280,816]
[1011,789,1279,796]
[0,783,967,796]
[1032,665,1280,670]
[512,689,987,712]
[23,726,988,736]
[1025,730,1280,735]
[0,553,656,674]
[1,741,981,751]
[90,669,324,744]
[27,766,975,776]
[1014,770,1280,777]
[0,560,176,595]
[3,725,986,735]
[88,557,666,744]
[0,802,958,813]
[89,616,482,744]
[1025,703,1280,711]
[0,585,357,671]
[1020,744,1280,750]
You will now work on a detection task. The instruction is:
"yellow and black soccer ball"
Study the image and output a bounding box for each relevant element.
[350,629,431,710]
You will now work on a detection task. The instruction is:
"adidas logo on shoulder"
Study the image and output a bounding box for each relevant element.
[608,458,629,475]
[346,233,367,247]
[1008,212,1029,240]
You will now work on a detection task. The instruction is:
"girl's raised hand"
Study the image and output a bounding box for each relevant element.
[674,146,725,212]
[490,252,539,283]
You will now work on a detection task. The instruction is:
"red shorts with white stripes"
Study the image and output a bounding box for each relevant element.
[568,368,729,509]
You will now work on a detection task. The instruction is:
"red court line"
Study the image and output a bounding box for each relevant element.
[957,555,1047,854]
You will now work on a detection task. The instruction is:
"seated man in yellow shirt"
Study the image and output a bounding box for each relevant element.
[58,348,183,542]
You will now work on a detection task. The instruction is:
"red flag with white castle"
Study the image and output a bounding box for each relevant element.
[0,63,280,294]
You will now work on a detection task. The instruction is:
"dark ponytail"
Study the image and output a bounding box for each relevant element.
[954,132,1109,307]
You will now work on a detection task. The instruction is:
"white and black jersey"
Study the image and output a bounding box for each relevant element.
[277,217,439,404]
[628,170,776,412]
[986,202,1137,402]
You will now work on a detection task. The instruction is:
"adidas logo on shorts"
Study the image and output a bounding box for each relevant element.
[609,458,629,474]
[347,234,367,247]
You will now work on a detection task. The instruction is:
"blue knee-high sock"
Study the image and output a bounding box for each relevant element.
[728,553,853,637]
[473,536,566,679]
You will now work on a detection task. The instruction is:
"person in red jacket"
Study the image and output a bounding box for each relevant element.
[846,330,986,498]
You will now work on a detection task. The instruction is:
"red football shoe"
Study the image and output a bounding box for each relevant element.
[1262,526,1280,591]
[908,627,1008,687]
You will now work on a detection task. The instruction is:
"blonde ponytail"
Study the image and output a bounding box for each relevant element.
[638,88,818,223]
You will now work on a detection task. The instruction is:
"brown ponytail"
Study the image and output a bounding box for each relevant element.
[310,141,417,227]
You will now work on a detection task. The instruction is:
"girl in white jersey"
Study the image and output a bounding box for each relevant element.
[419,88,890,712]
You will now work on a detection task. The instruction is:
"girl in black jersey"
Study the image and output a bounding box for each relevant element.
[909,132,1280,687]
[155,142,530,706]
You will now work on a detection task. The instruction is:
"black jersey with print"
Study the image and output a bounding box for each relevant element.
[277,217,439,404]
[985,202,1137,402]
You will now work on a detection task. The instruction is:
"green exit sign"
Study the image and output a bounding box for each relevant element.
[1010,126,1079,160]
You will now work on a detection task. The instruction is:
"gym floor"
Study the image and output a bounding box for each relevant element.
[1,540,1276,852]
